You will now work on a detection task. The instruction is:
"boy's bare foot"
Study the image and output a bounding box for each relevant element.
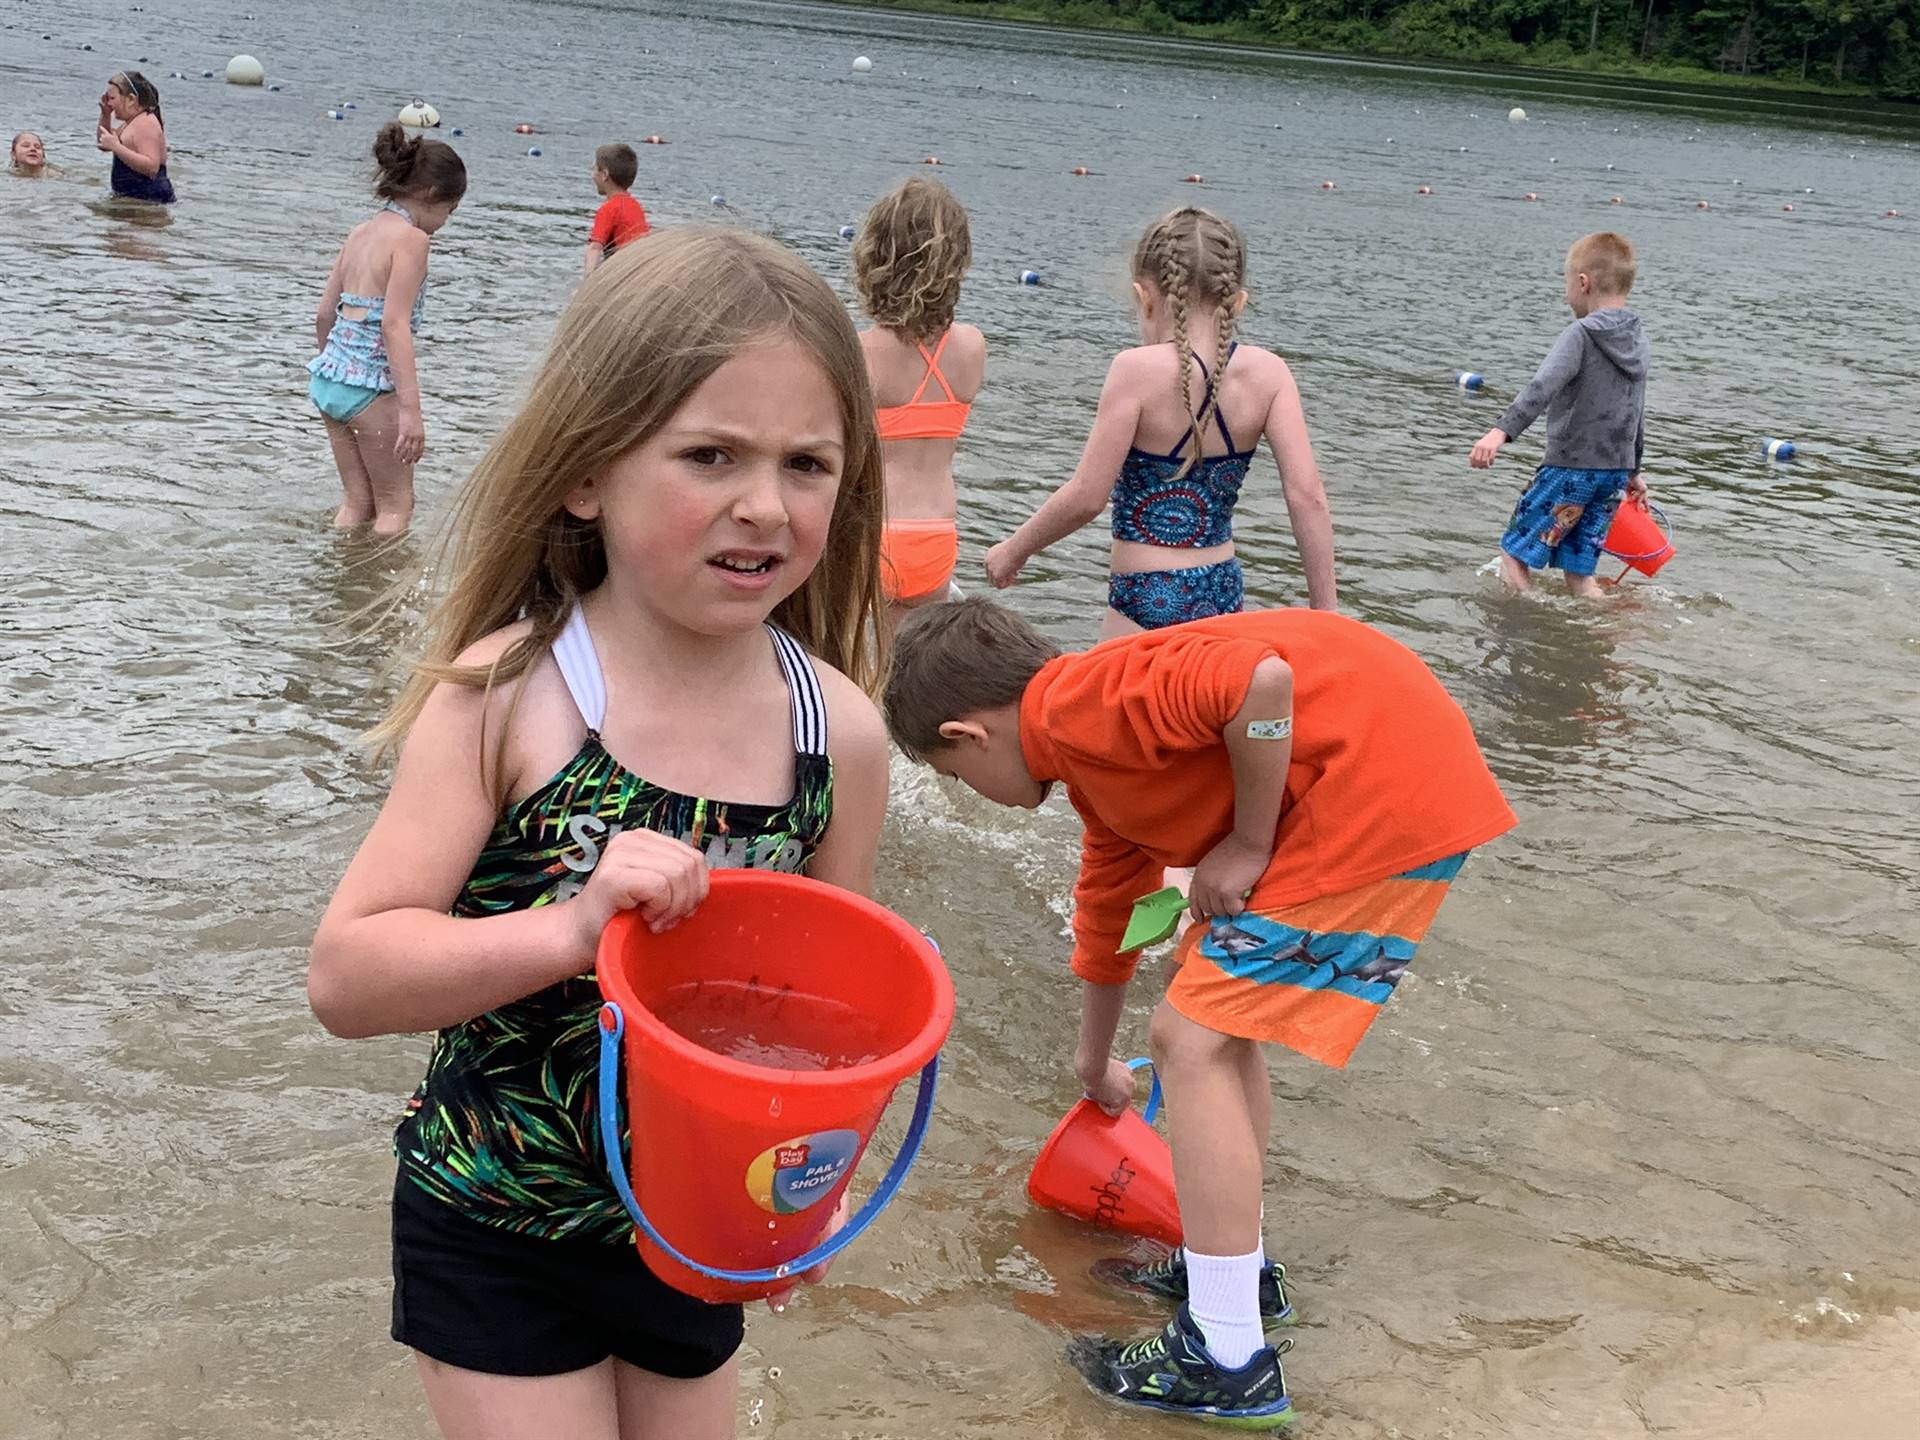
[1566,574,1609,599]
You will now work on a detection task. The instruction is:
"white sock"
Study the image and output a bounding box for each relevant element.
[1183,1245,1265,1369]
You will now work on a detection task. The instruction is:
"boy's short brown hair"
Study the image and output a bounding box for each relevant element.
[596,142,638,190]
[1567,231,1636,297]
[884,599,1062,761]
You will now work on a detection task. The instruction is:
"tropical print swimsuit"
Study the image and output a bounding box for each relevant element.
[393,607,834,1243]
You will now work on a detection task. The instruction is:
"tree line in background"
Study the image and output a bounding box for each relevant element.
[932,0,1920,98]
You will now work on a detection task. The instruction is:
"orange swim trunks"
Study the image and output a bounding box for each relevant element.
[880,516,959,603]
[1166,853,1470,1069]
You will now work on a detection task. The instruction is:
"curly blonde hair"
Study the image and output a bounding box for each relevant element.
[852,178,972,343]
[1133,207,1248,476]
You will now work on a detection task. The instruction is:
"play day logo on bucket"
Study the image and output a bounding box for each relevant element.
[746,1129,861,1215]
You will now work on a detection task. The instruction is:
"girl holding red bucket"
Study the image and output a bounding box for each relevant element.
[308,227,896,1440]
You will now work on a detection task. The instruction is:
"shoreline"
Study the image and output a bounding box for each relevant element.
[822,0,1902,110]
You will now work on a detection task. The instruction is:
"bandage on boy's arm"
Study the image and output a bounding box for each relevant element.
[1495,321,1585,444]
[1224,657,1295,851]
[1068,811,1163,984]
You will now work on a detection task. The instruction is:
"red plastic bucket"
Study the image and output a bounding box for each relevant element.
[1028,1061,1183,1246]
[595,871,954,1303]
[1601,498,1676,577]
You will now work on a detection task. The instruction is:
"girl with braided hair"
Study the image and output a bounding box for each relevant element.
[985,207,1335,636]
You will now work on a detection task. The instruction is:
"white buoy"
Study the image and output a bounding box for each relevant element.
[397,100,440,128]
[1508,107,1527,123]
[225,53,264,86]
[852,55,872,72]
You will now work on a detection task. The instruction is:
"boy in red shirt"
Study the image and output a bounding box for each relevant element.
[583,142,649,275]
[884,599,1515,1427]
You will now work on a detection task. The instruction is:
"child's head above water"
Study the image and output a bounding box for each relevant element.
[1131,206,1250,461]
[883,598,1061,807]
[10,132,45,172]
[1564,230,1636,316]
[852,177,972,343]
[594,142,638,194]
[373,226,887,754]
[372,121,467,232]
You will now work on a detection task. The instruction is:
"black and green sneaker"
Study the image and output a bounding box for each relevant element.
[1068,1302,1296,1429]
[1091,1247,1295,1329]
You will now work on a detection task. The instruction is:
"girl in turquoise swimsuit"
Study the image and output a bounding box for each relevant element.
[309,123,466,535]
[308,226,889,1440]
[984,207,1338,635]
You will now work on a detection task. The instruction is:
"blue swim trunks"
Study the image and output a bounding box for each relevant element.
[1500,465,1628,576]
[1107,558,1244,630]
[309,373,382,424]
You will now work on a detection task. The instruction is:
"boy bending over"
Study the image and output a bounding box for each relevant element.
[885,600,1515,1427]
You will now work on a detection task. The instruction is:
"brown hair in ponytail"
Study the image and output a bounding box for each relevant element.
[371,121,467,205]
[113,70,164,128]
[1131,207,1248,477]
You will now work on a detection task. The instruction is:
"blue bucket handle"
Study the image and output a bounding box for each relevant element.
[596,1001,940,1287]
[1125,1056,1164,1126]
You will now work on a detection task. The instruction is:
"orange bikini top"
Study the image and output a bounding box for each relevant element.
[874,330,972,442]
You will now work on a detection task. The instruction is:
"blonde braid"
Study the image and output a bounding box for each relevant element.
[1159,233,1201,478]
[1197,222,1244,448]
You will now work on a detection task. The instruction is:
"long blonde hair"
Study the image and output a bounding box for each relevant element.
[369,226,888,759]
[1133,207,1248,477]
[852,177,972,343]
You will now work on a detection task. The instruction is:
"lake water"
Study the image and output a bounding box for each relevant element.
[2,0,1917,1435]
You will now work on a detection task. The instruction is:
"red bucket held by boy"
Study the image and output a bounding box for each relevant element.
[1601,497,1676,577]
[1028,1060,1183,1246]
[596,871,954,1304]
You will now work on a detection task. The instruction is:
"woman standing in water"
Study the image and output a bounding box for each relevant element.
[309,123,466,534]
[96,71,174,203]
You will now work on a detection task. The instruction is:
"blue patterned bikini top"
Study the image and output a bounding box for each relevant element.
[1110,347,1257,549]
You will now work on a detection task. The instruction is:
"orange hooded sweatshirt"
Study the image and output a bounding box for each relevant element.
[1017,610,1517,984]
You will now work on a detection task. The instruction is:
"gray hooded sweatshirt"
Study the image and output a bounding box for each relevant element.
[1496,308,1650,473]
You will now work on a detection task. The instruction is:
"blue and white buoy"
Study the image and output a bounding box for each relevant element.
[839,224,857,239]
[326,109,345,121]
[1762,437,1797,461]
[1456,371,1486,392]
[526,146,542,157]
[1019,269,1042,286]
[711,194,728,208]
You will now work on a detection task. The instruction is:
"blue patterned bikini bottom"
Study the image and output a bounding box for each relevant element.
[1107,557,1245,630]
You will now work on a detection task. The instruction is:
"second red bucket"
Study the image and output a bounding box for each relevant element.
[1601,498,1676,577]
[596,871,954,1304]
[1028,1059,1183,1246]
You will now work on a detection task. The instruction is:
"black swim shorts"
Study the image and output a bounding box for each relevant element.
[390,1171,744,1378]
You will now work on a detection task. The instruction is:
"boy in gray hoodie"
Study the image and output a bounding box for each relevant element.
[1471,231,1650,597]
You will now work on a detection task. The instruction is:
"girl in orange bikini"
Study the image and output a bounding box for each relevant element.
[853,178,986,613]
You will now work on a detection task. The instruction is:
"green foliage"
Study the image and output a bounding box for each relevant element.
[905,0,1920,96]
